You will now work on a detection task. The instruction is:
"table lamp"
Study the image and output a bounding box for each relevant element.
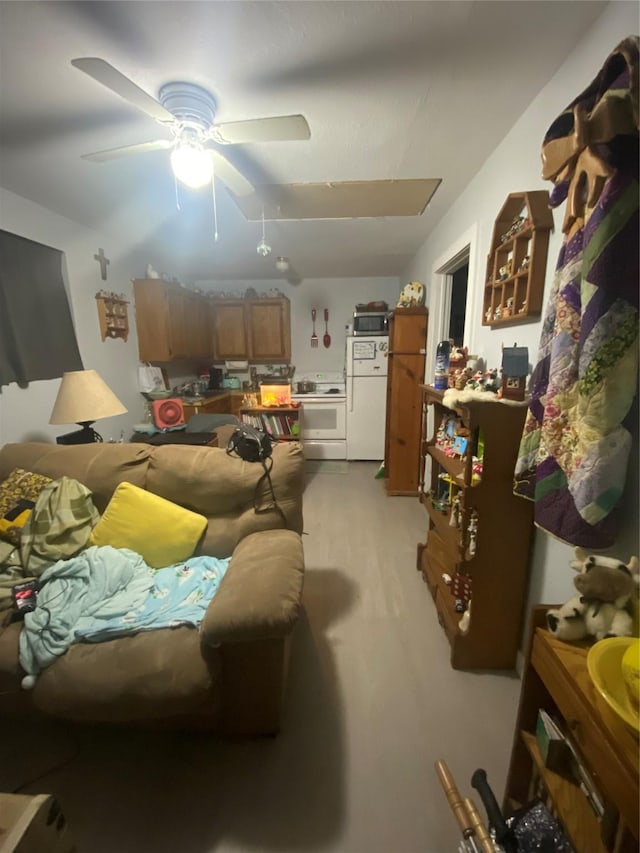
[49,369,127,444]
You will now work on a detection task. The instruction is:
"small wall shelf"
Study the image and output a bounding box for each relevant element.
[482,191,553,327]
[95,291,129,342]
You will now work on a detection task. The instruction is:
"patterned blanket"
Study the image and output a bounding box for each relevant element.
[514,36,639,548]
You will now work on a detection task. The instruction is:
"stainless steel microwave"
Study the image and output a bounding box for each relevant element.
[352,311,389,336]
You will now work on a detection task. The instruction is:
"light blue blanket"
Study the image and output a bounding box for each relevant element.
[19,545,230,676]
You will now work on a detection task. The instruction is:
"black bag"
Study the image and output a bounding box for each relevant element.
[226,424,276,463]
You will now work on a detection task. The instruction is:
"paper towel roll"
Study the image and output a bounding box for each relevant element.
[225,360,249,371]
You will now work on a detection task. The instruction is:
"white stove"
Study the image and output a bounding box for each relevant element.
[291,372,347,459]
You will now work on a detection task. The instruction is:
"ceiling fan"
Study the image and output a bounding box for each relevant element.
[71,57,310,195]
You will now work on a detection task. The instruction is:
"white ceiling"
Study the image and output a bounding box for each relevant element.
[0,1,606,282]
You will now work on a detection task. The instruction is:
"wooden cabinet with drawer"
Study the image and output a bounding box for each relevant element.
[504,607,638,852]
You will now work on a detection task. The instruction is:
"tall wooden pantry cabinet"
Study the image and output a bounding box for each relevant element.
[384,307,428,496]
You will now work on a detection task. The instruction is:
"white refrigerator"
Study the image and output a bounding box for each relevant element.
[346,336,389,460]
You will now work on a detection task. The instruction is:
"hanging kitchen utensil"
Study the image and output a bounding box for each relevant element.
[311,308,318,347]
[323,308,331,348]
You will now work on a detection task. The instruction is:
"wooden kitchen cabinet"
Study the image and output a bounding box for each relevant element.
[504,608,638,852]
[384,307,428,496]
[132,278,212,362]
[416,385,534,669]
[210,297,291,363]
[245,298,291,362]
[211,300,249,360]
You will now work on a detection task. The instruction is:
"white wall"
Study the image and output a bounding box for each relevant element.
[403,2,640,619]
[195,276,401,376]
[0,187,147,443]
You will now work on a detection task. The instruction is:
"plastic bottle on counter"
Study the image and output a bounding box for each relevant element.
[434,339,451,390]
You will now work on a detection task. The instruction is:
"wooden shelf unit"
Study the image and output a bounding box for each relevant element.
[240,406,300,441]
[95,292,129,342]
[482,190,553,327]
[416,385,534,669]
[505,608,639,853]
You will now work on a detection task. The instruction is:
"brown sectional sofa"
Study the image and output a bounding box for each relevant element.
[0,440,305,734]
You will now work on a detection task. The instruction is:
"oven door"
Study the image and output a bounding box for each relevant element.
[299,399,346,440]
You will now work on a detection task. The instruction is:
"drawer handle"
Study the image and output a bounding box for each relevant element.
[566,718,581,734]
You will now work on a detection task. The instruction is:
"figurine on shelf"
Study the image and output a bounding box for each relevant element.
[518,255,530,272]
[502,297,515,318]
[498,259,513,281]
[467,510,479,558]
[449,494,461,529]
[484,367,500,393]
[485,307,493,323]
[518,299,528,314]
[493,306,502,321]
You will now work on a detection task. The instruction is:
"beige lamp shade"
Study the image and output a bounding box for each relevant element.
[49,370,127,425]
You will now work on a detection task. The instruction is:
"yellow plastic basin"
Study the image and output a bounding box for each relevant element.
[587,637,640,733]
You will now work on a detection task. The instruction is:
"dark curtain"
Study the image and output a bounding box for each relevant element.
[0,230,83,387]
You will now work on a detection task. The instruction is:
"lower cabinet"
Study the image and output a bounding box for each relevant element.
[181,392,244,422]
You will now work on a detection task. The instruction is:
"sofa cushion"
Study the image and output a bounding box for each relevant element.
[89,482,207,568]
[146,442,305,557]
[30,626,221,722]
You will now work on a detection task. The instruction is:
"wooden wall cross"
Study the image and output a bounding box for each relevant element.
[94,247,110,280]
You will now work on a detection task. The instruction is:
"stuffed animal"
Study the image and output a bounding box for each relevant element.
[397,280,425,308]
[546,548,639,642]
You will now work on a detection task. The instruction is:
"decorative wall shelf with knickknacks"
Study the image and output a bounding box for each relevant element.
[483,190,553,328]
[95,291,129,342]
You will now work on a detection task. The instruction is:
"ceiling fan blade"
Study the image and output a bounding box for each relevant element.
[212,115,310,145]
[82,139,174,162]
[71,57,176,125]
[211,151,255,197]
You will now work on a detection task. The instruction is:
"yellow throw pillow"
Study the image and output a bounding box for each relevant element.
[89,482,207,568]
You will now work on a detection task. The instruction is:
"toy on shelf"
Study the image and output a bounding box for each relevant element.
[546,548,639,642]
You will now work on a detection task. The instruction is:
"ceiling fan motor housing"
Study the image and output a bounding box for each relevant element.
[158,82,217,131]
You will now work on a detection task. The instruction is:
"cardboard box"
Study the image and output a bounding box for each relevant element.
[536,709,573,777]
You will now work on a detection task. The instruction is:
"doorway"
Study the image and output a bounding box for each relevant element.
[448,262,469,348]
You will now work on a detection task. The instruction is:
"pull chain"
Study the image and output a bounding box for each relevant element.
[211,158,219,243]
[174,173,181,211]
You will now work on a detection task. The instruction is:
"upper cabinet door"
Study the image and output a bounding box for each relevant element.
[246,298,291,362]
[212,301,249,360]
[183,292,211,360]
[133,279,172,361]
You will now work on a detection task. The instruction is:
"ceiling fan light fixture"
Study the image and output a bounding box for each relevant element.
[170,139,213,189]
[256,238,272,257]
[275,256,289,272]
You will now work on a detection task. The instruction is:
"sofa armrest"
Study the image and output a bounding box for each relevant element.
[200,529,304,646]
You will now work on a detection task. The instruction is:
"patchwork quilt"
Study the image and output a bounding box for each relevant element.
[514,36,639,548]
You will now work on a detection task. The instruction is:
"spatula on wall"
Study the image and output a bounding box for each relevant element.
[311,308,318,347]
[323,309,331,348]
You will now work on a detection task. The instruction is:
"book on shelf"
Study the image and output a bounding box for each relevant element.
[536,709,605,819]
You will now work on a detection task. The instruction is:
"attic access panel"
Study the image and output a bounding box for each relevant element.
[232,179,441,220]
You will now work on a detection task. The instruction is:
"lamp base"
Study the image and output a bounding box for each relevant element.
[56,422,103,445]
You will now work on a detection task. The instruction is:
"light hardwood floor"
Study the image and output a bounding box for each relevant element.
[1,461,522,852]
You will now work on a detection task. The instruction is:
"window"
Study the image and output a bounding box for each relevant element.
[0,230,83,387]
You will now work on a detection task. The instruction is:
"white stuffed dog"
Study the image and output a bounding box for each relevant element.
[546,547,639,642]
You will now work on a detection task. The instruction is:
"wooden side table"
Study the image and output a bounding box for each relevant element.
[504,607,638,852]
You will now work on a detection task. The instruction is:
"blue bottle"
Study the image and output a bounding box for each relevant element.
[434,340,451,390]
